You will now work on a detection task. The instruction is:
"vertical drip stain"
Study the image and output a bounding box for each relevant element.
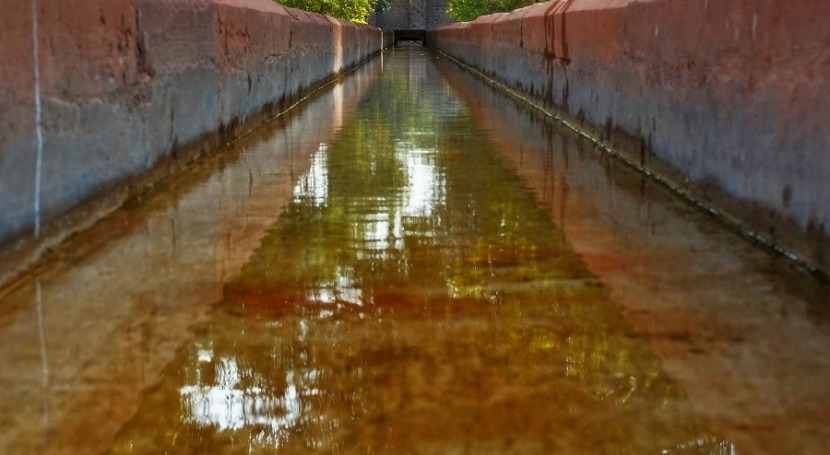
[32,0,44,238]
[559,0,574,64]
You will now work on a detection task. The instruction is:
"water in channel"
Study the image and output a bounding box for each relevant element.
[1,47,830,454]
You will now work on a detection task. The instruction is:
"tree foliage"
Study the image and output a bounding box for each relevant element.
[274,0,391,23]
[447,0,536,22]
[275,0,533,24]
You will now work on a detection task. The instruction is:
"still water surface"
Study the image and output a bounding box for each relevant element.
[1,48,829,454]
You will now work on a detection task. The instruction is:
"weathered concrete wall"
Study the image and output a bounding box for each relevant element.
[427,0,830,273]
[0,0,391,284]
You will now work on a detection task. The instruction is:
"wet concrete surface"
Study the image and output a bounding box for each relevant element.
[1,48,829,454]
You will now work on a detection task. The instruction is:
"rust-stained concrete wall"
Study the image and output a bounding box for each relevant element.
[0,0,391,284]
[427,0,830,273]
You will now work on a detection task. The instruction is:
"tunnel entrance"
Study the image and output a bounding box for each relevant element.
[393,29,426,45]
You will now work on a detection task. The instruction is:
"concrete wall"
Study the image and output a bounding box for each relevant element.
[370,0,453,30]
[0,0,391,284]
[427,0,830,273]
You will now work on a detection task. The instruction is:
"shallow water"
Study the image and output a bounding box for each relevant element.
[1,48,828,454]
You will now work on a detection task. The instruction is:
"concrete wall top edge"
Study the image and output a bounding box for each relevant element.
[214,0,288,13]
[438,0,830,44]
[446,0,632,27]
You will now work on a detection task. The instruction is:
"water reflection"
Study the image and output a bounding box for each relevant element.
[109,49,732,454]
[179,353,303,440]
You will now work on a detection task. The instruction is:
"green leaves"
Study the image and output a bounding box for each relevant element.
[275,0,534,25]
[274,0,387,23]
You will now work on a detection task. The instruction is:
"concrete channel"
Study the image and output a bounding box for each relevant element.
[1,45,829,454]
[0,0,828,453]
